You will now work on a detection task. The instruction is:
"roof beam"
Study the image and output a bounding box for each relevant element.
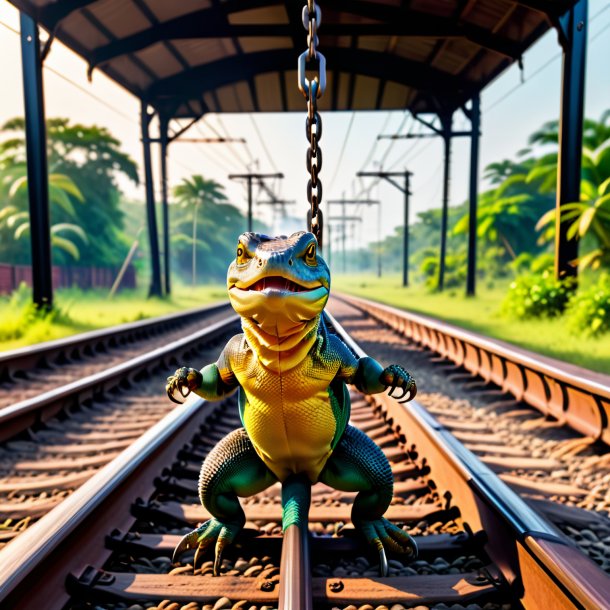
[147,47,468,103]
[88,5,522,68]
[513,0,572,17]
[39,0,98,30]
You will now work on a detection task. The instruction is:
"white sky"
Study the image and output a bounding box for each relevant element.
[1,1,610,248]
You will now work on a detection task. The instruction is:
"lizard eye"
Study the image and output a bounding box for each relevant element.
[304,243,317,267]
[236,243,251,265]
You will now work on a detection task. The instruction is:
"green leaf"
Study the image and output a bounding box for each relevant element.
[50,222,88,243]
[7,175,27,199]
[599,177,610,196]
[14,221,30,239]
[51,235,80,260]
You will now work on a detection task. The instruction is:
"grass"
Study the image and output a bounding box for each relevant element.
[0,282,227,352]
[332,273,610,375]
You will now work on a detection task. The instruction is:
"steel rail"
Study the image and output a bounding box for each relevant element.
[0,312,239,441]
[0,300,230,381]
[336,292,610,445]
[327,309,610,610]
[0,391,213,604]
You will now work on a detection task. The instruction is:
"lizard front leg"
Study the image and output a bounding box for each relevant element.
[166,364,235,404]
[354,357,417,403]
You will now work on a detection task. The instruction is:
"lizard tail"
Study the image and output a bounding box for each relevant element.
[281,473,311,531]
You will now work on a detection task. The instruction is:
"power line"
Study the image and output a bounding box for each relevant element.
[249,114,279,172]
[359,111,393,171]
[327,111,356,194]
[213,115,251,169]
[379,110,410,168]
[1,18,138,125]
[486,4,610,114]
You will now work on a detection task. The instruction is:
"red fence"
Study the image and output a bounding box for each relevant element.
[0,264,136,294]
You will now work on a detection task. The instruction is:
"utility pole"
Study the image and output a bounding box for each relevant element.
[329,217,362,274]
[378,111,481,292]
[149,119,248,295]
[229,173,284,232]
[328,199,378,274]
[357,171,412,287]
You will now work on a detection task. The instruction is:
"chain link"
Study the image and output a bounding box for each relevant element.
[298,0,326,246]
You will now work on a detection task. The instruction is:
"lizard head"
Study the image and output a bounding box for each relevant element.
[227,231,330,328]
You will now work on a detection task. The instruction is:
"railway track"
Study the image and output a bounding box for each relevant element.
[1,311,607,610]
[329,296,610,575]
[0,304,239,546]
[335,293,610,446]
[0,301,231,414]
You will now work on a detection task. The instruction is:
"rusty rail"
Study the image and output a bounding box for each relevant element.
[327,310,610,610]
[0,312,238,441]
[0,390,222,608]
[336,292,610,445]
[0,300,230,383]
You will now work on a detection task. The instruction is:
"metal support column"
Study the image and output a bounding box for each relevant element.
[555,0,587,280]
[20,13,52,309]
[403,173,410,287]
[140,101,162,298]
[159,115,170,295]
[438,113,453,292]
[466,95,481,297]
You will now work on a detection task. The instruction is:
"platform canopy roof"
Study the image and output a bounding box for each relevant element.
[10,0,574,119]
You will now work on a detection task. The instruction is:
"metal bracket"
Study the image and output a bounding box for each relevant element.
[40,32,54,62]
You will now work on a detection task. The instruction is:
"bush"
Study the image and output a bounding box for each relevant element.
[566,275,610,337]
[501,271,575,319]
[417,251,466,290]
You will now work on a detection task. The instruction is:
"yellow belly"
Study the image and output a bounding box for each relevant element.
[239,359,337,482]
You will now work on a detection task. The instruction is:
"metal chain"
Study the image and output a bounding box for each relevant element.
[298,0,326,246]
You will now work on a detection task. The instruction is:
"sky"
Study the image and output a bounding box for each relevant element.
[1,1,610,250]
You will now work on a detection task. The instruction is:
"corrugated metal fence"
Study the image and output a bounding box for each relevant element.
[0,264,136,294]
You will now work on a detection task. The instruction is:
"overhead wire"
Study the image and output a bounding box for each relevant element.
[249,114,279,172]
[327,111,356,195]
[210,114,252,170]
[486,2,610,114]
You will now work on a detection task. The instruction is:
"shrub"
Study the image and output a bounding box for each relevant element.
[501,271,575,319]
[566,275,610,337]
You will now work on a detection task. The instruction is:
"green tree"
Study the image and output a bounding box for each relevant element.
[536,142,610,270]
[171,176,247,282]
[0,172,87,261]
[0,118,138,267]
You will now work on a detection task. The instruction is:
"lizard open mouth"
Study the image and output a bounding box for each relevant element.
[246,276,314,292]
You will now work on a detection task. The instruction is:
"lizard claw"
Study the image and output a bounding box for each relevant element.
[356,517,418,576]
[172,518,242,576]
[380,365,417,403]
[165,367,203,405]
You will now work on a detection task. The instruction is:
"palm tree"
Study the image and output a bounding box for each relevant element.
[529,111,610,151]
[1,118,138,267]
[0,172,88,262]
[173,176,228,285]
[536,142,610,271]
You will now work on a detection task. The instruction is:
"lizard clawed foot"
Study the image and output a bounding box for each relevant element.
[172,518,242,575]
[380,365,417,403]
[165,367,203,404]
[356,517,418,576]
